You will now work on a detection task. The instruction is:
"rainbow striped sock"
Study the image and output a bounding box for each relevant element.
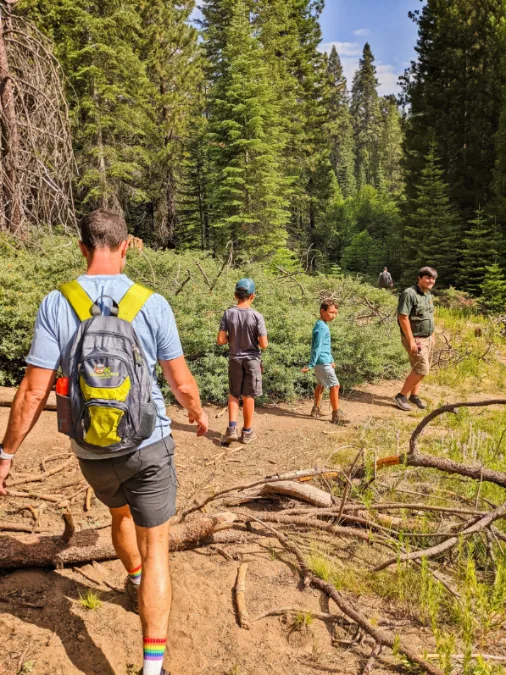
[127,563,142,586]
[143,637,166,675]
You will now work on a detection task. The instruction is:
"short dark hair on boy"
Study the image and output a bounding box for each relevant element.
[320,300,337,311]
[417,266,438,280]
[235,288,253,301]
[80,209,128,250]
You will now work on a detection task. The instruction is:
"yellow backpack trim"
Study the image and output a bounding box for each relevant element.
[60,281,153,323]
[60,280,93,321]
[79,375,131,402]
[84,406,123,447]
[118,283,154,322]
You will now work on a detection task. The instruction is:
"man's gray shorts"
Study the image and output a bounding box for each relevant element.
[78,436,177,528]
[314,363,339,389]
[229,357,262,398]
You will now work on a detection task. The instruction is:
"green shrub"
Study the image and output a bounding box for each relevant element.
[0,231,407,401]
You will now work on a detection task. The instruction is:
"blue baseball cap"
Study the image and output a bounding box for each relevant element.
[235,277,255,294]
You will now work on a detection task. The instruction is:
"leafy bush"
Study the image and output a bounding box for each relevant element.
[0,231,407,401]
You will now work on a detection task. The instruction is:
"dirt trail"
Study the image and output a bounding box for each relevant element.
[0,381,464,674]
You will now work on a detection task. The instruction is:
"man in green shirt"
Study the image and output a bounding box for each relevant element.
[394,266,437,411]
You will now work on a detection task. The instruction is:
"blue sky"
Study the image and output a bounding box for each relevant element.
[189,0,423,96]
[319,0,423,96]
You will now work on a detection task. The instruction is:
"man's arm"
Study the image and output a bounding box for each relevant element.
[159,355,209,436]
[216,330,228,346]
[398,314,418,355]
[0,366,56,495]
[258,335,268,349]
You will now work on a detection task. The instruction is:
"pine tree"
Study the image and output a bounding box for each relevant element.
[351,43,383,190]
[480,263,506,313]
[458,209,502,295]
[326,46,356,198]
[403,0,506,221]
[23,0,155,215]
[206,0,290,256]
[379,96,404,200]
[402,141,460,287]
[138,0,203,247]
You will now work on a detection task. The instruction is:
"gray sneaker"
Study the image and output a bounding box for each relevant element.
[124,576,139,614]
[331,409,348,425]
[241,429,258,445]
[223,426,239,445]
[409,395,426,410]
[310,405,321,419]
[394,393,411,411]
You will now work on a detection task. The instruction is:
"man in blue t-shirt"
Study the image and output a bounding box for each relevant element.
[0,209,208,675]
[302,300,347,425]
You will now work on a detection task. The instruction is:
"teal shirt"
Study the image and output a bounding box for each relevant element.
[309,320,333,367]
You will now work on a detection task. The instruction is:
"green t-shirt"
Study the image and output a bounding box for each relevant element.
[397,285,435,338]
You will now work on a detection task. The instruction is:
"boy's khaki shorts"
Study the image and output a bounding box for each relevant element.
[229,357,262,398]
[401,334,435,376]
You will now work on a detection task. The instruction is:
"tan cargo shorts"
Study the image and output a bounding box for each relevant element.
[401,334,435,376]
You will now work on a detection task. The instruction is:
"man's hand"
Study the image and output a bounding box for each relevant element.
[188,411,209,437]
[0,459,12,496]
[301,367,309,373]
[409,340,419,355]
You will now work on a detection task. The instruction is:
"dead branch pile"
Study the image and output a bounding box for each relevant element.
[0,0,75,233]
[2,400,506,674]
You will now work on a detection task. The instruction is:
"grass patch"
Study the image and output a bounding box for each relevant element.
[78,589,102,611]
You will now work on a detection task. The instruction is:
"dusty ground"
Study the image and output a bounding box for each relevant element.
[0,381,487,675]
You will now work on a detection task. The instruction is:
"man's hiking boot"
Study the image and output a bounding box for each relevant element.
[241,429,257,445]
[310,405,321,419]
[124,576,139,614]
[394,393,411,412]
[330,409,348,425]
[409,395,426,410]
[222,426,239,445]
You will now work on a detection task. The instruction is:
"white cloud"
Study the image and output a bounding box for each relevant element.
[353,28,371,37]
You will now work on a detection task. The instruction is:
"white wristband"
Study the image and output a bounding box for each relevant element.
[0,446,14,460]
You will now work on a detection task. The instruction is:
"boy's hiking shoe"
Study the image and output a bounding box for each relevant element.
[394,393,411,411]
[409,395,426,410]
[331,409,348,425]
[223,426,240,445]
[310,405,321,418]
[241,429,257,445]
[124,577,139,614]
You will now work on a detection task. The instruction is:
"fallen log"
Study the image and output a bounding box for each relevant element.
[0,512,237,569]
[261,480,333,507]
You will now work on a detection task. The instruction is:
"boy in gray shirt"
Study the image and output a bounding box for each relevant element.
[217,278,268,445]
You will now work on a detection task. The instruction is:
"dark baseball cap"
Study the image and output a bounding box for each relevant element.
[235,277,255,294]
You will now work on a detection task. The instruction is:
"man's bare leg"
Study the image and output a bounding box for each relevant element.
[400,371,424,397]
[110,504,141,571]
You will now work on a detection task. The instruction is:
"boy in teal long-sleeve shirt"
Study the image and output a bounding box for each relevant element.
[301,301,347,424]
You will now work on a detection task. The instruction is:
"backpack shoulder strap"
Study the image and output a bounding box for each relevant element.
[60,280,93,322]
[118,283,154,322]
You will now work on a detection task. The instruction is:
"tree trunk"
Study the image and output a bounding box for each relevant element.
[0,6,23,232]
[0,512,237,569]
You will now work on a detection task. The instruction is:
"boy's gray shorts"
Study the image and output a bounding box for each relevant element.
[314,363,339,389]
[78,436,177,528]
[229,357,262,398]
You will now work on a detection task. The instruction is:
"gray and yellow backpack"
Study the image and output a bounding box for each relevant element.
[59,280,158,454]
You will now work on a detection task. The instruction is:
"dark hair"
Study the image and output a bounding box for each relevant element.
[320,301,337,311]
[235,288,254,301]
[80,209,128,250]
[417,266,438,280]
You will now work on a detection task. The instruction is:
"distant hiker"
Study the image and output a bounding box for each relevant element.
[0,209,209,675]
[302,301,347,425]
[394,266,437,412]
[217,278,268,445]
[378,267,393,289]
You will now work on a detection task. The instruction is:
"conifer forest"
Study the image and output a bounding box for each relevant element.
[1,0,506,294]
